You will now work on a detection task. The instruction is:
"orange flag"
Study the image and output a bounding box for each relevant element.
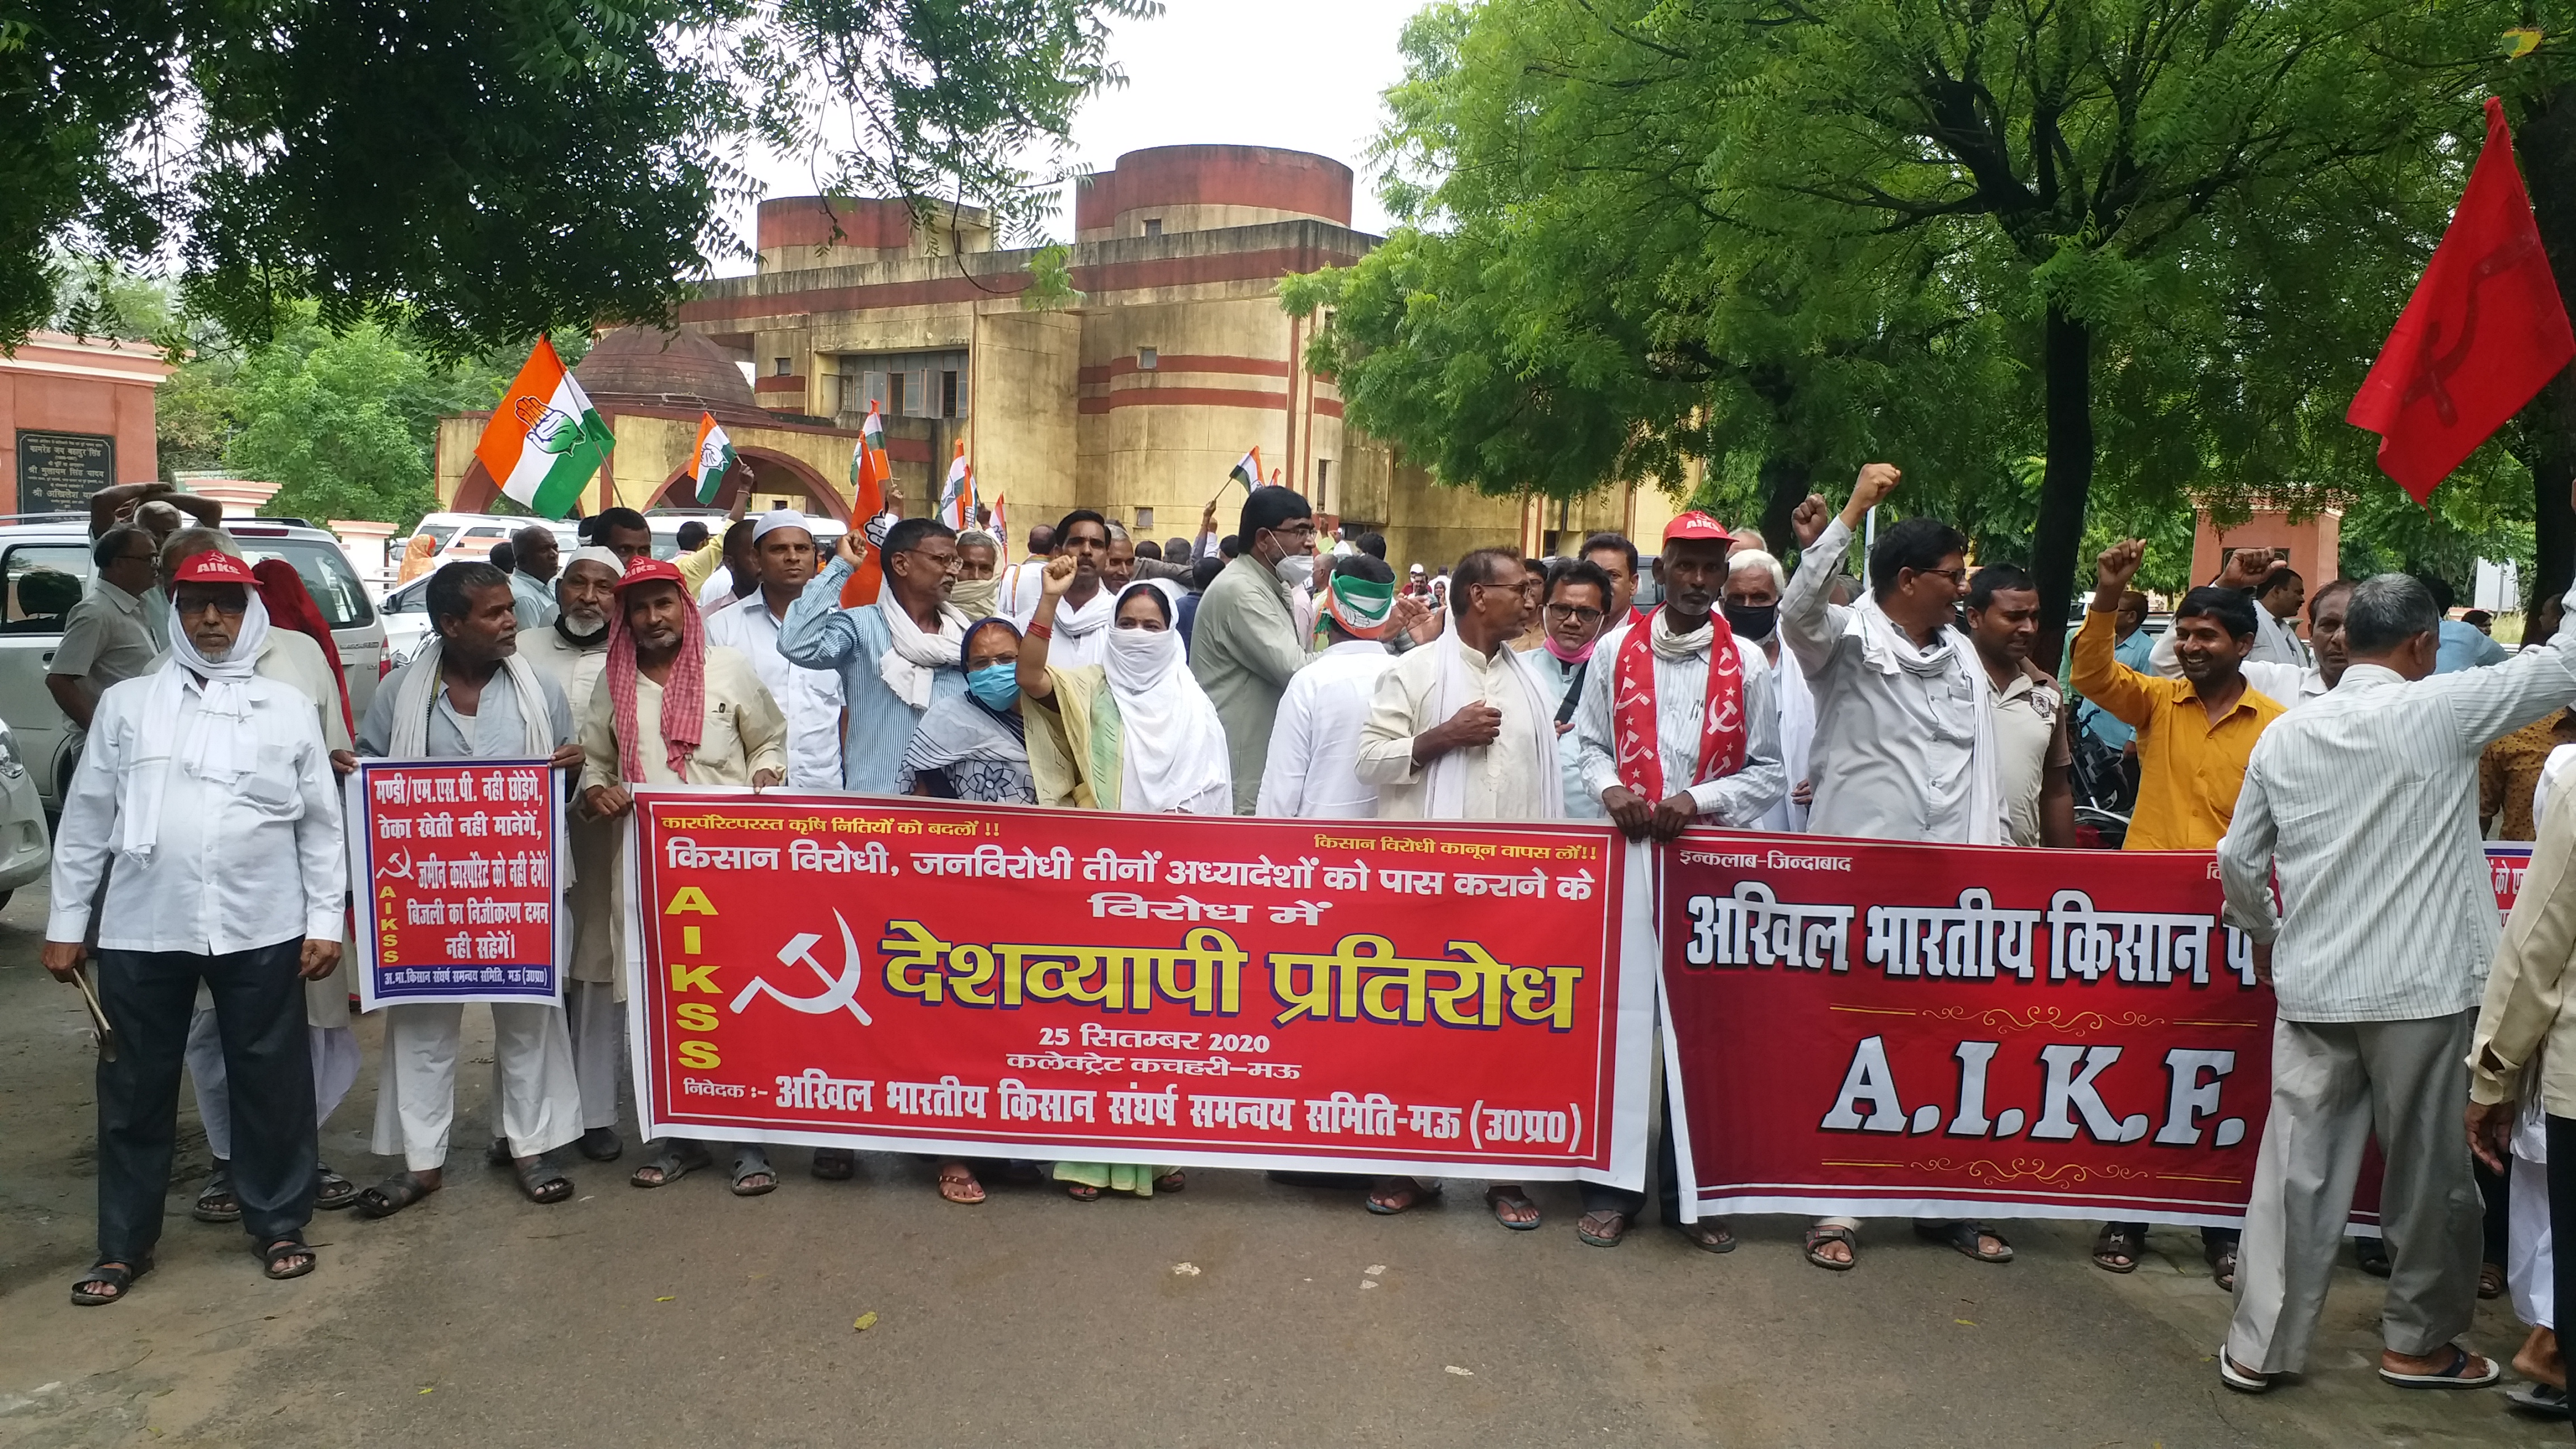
[840,403,890,607]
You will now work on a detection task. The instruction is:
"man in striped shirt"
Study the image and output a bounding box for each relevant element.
[2215,570,2576,1395]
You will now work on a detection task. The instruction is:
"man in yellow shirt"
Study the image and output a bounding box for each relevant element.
[2071,537,2288,1286]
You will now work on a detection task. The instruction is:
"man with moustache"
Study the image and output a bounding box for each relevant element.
[1720,549,1815,831]
[707,510,846,789]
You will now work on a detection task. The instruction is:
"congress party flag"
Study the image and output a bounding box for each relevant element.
[1228,448,1263,494]
[937,440,976,531]
[688,413,737,506]
[2348,97,2575,502]
[476,337,614,518]
[991,494,1010,561]
[840,404,891,608]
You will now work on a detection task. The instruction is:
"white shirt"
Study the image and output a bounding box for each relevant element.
[1257,638,1400,818]
[1354,633,1556,821]
[1518,645,1604,819]
[1566,620,1784,826]
[705,591,847,789]
[2252,608,2310,669]
[2219,599,2576,1022]
[1749,638,1815,831]
[49,670,345,953]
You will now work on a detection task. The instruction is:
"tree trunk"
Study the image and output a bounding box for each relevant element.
[1759,454,1812,566]
[2518,80,2576,602]
[2031,303,2094,671]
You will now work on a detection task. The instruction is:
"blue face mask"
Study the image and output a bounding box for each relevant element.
[966,662,1019,709]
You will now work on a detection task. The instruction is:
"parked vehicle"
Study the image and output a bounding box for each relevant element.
[0,518,386,813]
[0,716,51,907]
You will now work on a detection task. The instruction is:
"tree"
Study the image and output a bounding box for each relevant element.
[4,0,1153,358]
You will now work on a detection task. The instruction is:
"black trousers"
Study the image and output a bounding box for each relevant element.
[1578,1093,1682,1225]
[96,941,315,1262]
[2553,1115,2576,1428]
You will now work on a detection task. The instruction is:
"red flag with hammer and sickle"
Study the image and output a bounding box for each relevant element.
[2348,97,2575,503]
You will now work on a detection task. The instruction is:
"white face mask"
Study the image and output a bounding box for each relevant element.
[1274,554,1313,590]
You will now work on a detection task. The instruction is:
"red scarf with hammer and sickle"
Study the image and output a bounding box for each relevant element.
[1610,606,1746,801]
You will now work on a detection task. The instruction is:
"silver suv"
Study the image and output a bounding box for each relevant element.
[0,515,386,812]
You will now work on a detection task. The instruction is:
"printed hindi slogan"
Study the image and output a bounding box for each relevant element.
[346,759,565,1010]
[1661,833,2287,1227]
[624,792,1650,1183]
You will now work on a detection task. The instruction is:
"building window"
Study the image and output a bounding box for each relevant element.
[888,371,906,416]
[1143,218,1162,238]
[1315,459,1330,508]
[941,370,959,418]
[774,356,792,375]
[1138,347,1158,371]
[1135,507,1154,532]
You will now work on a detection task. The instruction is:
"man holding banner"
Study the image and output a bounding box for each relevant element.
[2217,567,2576,1394]
[1568,512,1782,1249]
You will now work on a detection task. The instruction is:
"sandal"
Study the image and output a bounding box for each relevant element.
[1365,1176,1439,1215]
[1154,1170,1186,1194]
[810,1147,855,1181]
[356,1171,439,1219]
[513,1156,573,1204]
[1484,1186,1542,1231]
[1576,1209,1631,1248]
[315,1163,359,1213]
[259,1237,316,1281]
[631,1142,712,1188]
[2379,1344,2501,1390]
[730,1150,776,1198]
[70,1257,150,1306]
[2507,1382,2571,1418]
[1065,1182,1101,1202]
[2218,1351,2270,1394]
[1675,1220,1736,1254]
[2210,1246,2238,1294]
[2091,1224,2141,1274]
[1916,1219,2014,1263]
[1805,1223,1858,1271]
[2482,1262,2507,1300]
[2357,1237,2391,1277]
[937,1162,987,1205]
[577,1126,625,1163]
[193,1166,241,1224]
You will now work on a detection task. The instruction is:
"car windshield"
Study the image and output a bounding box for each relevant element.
[235,538,377,630]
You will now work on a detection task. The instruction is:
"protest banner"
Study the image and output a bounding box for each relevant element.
[347,758,565,1011]
[623,790,1650,1185]
[1661,832,2284,1227]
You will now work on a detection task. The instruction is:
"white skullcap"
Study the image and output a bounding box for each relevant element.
[753,508,812,541]
[561,546,622,576]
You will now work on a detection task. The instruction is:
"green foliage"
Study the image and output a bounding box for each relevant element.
[4,0,1156,358]
[1021,243,1083,310]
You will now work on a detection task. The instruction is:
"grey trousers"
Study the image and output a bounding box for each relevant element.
[2226,1009,2484,1374]
[565,980,623,1132]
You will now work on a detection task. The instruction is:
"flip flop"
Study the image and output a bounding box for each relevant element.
[1916,1219,2014,1263]
[1365,1177,1439,1215]
[1675,1220,1736,1254]
[2508,1382,2571,1418]
[1484,1187,1542,1231]
[1805,1223,1858,1271]
[2218,1351,2270,1394]
[70,1257,151,1306]
[1576,1209,1631,1248]
[2379,1345,2501,1390]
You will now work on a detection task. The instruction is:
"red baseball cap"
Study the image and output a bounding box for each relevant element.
[172,551,255,585]
[1663,512,1734,545]
[614,557,686,591]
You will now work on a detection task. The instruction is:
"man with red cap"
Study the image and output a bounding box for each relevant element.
[44,550,347,1302]
[1566,511,1783,1251]
[578,556,788,1196]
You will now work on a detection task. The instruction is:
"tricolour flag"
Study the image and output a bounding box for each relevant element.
[475,337,614,518]
[1229,447,1263,494]
[991,494,1009,562]
[937,441,976,530]
[688,413,737,505]
[840,404,891,608]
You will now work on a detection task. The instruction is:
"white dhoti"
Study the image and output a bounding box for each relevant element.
[185,1008,363,1160]
[372,1001,582,1170]
[2512,1106,2555,1330]
[565,979,624,1131]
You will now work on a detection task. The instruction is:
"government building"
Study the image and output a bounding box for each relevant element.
[435,144,1677,568]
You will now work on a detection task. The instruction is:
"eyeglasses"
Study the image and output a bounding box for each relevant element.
[1916,566,1969,586]
[174,594,248,618]
[1269,522,1318,540]
[1544,604,1604,627]
[905,547,962,572]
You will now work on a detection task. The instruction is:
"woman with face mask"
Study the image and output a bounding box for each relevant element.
[1015,555,1234,1201]
[897,618,1034,805]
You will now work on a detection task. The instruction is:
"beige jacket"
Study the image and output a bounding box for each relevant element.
[2470,769,2576,1112]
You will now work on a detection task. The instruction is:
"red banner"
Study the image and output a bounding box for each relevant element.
[347,758,563,1010]
[1662,832,2290,1226]
[626,791,1651,1182]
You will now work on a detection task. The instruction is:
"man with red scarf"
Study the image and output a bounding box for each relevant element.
[1566,511,1785,1251]
[576,557,786,1197]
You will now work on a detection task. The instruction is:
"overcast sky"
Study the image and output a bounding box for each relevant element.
[722,0,1427,272]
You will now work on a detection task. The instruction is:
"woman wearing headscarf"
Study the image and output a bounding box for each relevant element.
[1016,556,1233,1198]
[395,532,437,584]
[898,617,1035,805]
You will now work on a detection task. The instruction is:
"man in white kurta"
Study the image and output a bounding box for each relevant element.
[1257,556,1401,819]
[580,557,788,1195]
[46,550,345,1297]
[704,510,845,788]
[517,547,623,1159]
[356,562,586,1215]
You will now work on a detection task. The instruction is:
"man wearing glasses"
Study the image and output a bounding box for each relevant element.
[1521,557,1619,818]
[48,525,163,742]
[1190,485,1318,813]
[780,517,972,796]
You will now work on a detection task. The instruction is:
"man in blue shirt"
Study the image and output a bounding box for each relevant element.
[2426,576,2510,673]
[779,517,970,794]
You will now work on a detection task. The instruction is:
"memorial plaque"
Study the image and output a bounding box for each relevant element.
[15,430,115,514]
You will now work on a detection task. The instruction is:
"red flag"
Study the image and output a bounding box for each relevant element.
[2348,97,2575,503]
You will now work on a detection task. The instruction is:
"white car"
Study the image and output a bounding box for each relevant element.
[0,518,386,813]
[0,716,50,907]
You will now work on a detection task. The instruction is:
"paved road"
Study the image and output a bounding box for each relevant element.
[0,880,2559,1447]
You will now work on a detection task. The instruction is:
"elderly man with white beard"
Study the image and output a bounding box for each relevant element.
[46,550,346,1303]
[516,546,627,1162]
